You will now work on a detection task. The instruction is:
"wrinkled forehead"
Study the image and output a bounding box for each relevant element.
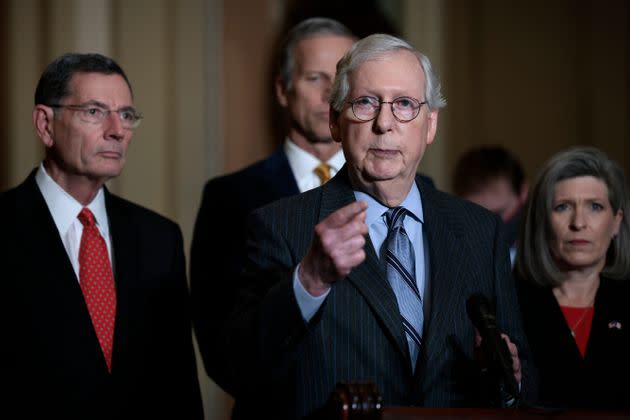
[349,50,426,97]
[67,72,133,105]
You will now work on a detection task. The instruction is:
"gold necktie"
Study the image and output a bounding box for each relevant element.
[314,162,332,185]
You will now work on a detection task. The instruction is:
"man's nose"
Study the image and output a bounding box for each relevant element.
[104,111,125,141]
[373,103,395,133]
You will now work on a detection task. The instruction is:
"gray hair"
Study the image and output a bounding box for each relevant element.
[330,33,446,112]
[277,17,355,91]
[515,146,630,287]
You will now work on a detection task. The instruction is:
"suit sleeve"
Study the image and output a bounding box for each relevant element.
[212,205,311,403]
[490,215,538,405]
[190,179,250,389]
[155,223,204,419]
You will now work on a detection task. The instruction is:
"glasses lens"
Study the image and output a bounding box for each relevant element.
[352,96,379,121]
[392,97,420,121]
[78,107,106,124]
[119,110,141,129]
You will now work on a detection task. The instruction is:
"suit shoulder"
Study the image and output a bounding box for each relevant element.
[0,177,35,215]
[204,151,285,190]
[423,188,504,245]
[204,161,261,190]
[428,187,498,221]
[253,184,321,218]
[106,193,180,231]
[0,184,18,205]
[0,187,17,219]
[600,277,630,306]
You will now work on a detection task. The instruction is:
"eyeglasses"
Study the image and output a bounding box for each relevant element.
[49,103,143,129]
[348,96,426,123]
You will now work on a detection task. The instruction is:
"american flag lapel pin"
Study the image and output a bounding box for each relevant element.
[607,321,623,330]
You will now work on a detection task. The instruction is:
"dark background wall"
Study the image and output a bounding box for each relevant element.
[444,0,629,188]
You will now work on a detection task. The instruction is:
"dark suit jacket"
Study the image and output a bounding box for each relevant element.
[190,148,437,391]
[190,148,299,388]
[213,167,533,419]
[516,276,630,410]
[1,171,203,419]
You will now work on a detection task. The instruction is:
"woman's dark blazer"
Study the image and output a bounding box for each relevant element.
[516,276,630,410]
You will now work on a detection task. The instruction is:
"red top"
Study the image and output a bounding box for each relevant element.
[560,306,594,358]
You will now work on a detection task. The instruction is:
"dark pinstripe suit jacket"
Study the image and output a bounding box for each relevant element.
[191,147,436,396]
[219,167,533,419]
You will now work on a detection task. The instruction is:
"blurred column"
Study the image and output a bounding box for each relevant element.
[402,0,448,189]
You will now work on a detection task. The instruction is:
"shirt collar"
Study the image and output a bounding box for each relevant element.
[35,163,109,236]
[354,179,424,228]
[284,138,345,180]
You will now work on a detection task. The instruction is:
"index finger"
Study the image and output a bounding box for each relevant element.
[324,200,368,228]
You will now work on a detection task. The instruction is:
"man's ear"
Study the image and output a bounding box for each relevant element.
[425,109,439,145]
[33,105,55,148]
[519,182,529,204]
[275,76,289,108]
[329,107,342,143]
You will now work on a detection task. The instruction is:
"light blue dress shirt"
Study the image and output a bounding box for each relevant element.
[294,182,427,321]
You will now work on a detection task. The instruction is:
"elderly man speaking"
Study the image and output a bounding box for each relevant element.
[216,34,535,419]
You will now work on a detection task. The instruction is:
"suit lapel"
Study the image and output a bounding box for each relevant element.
[21,173,80,288]
[104,190,139,367]
[263,148,300,197]
[416,180,471,376]
[17,172,109,372]
[320,168,410,362]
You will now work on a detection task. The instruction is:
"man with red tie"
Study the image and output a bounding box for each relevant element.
[0,53,202,419]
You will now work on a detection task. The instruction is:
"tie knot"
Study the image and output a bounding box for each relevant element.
[314,162,332,185]
[78,207,96,227]
[385,207,408,230]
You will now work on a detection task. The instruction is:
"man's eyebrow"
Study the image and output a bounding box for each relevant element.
[81,100,108,108]
[80,100,135,111]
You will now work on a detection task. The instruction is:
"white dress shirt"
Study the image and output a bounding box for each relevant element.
[35,163,112,281]
[284,138,345,192]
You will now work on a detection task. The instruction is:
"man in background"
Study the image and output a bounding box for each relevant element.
[453,145,528,265]
[190,17,356,390]
[0,53,202,418]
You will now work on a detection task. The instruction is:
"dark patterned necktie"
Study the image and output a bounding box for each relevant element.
[385,207,424,371]
[78,208,116,372]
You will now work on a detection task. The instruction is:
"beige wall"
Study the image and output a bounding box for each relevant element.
[6,1,629,229]
[5,1,231,419]
[223,1,283,172]
[441,0,629,191]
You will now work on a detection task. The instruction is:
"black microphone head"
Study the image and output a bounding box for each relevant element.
[467,293,519,403]
[466,293,497,330]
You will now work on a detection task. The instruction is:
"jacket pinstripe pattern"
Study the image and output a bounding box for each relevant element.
[218,166,534,419]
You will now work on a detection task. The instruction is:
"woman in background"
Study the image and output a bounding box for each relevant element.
[515,147,630,410]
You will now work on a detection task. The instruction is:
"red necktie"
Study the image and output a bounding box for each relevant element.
[78,208,116,372]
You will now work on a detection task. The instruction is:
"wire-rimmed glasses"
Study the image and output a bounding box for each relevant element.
[49,102,143,129]
[348,96,426,123]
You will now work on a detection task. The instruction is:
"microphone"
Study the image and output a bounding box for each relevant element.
[466,293,519,407]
